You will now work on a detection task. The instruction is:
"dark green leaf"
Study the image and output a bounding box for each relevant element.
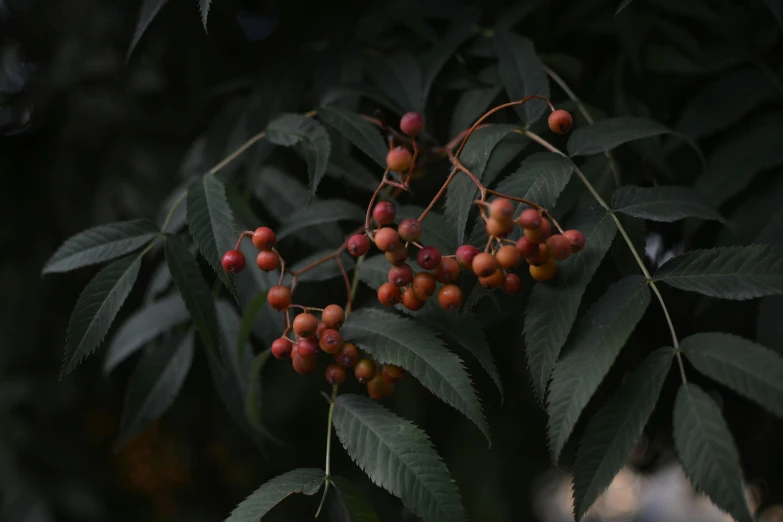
[573,348,673,521]
[144,262,172,303]
[357,255,390,291]
[127,0,170,59]
[43,220,158,274]
[198,0,211,31]
[332,394,466,522]
[223,468,325,522]
[611,185,725,223]
[326,153,381,192]
[761,0,783,30]
[318,105,388,167]
[673,383,752,522]
[494,0,544,29]
[450,87,502,139]
[494,31,550,124]
[245,350,279,442]
[481,132,531,190]
[237,291,267,361]
[422,23,474,103]
[331,476,380,522]
[567,117,670,156]
[367,53,424,113]
[615,0,636,14]
[655,245,783,300]
[276,200,365,241]
[757,296,783,353]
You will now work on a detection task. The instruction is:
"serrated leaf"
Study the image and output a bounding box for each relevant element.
[43,220,158,274]
[237,291,267,362]
[61,256,141,377]
[341,308,488,440]
[104,294,189,372]
[673,383,752,522]
[681,332,783,417]
[332,394,467,522]
[567,117,670,156]
[762,0,783,30]
[326,153,382,192]
[144,262,172,303]
[331,476,380,522]
[187,173,237,297]
[611,185,725,223]
[494,31,550,124]
[547,276,651,462]
[318,105,388,167]
[127,0,170,59]
[198,0,211,31]
[367,53,424,113]
[165,235,220,360]
[276,200,365,241]
[573,347,672,520]
[397,206,456,254]
[115,330,194,450]
[357,255,390,291]
[615,0,636,14]
[655,245,783,300]
[421,22,474,104]
[450,87,502,139]
[757,296,783,353]
[482,132,531,189]
[524,208,618,400]
[224,468,325,522]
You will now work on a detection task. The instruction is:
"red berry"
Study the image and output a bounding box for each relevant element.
[386,146,413,172]
[388,264,414,286]
[437,284,463,311]
[354,359,377,383]
[496,245,522,270]
[518,208,541,229]
[367,375,394,399]
[402,287,426,311]
[455,245,480,270]
[319,329,344,354]
[433,257,460,284]
[489,198,515,222]
[325,364,347,385]
[293,312,319,338]
[297,337,319,357]
[563,229,586,253]
[501,273,522,295]
[378,282,402,306]
[516,236,539,258]
[471,252,498,278]
[316,321,328,338]
[524,218,551,244]
[271,338,293,360]
[546,235,572,261]
[412,272,436,300]
[397,219,422,242]
[256,250,280,272]
[374,228,400,253]
[348,234,371,256]
[335,343,359,368]
[485,217,513,238]
[373,202,397,226]
[251,227,276,250]
[417,246,442,270]
[292,352,317,374]
[530,259,558,281]
[221,250,246,273]
[479,269,504,289]
[267,285,292,311]
[526,244,551,266]
[548,109,573,135]
[321,304,345,329]
[400,112,424,137]
[385,246,409,266]
[382,364,405,384]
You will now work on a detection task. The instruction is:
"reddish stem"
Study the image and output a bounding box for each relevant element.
[234,231,254,250]
[417,166,459,222]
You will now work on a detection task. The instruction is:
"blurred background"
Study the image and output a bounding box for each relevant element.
[2,0,783,521]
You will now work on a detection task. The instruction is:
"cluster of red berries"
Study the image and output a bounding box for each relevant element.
[220,226,280,274]
[385,111,424,172]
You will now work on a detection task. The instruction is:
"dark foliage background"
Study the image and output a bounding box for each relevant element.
[2,0,782,521]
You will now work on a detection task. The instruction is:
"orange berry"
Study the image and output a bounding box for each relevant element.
[486,217,513,238]
[397,219,422,242]
[292,352,317,374]
[489,198,515,222]
[251,227,276,250]
[348,234,371,256]
[293,312,318,338]
[433,257,460,283]
[271,338,293,360]
[321,304,345,329]
[267,285,292,311]
[471,252,498,278]
[518,208,541,229]
[386,146,412,172]
[402,287,426,311]
[495,245,522,269]
[437,284,463,311]
[524,218,551,244]
[367,375,394,399]
[412,272,436,300]
[372,202,396,226]
[382,364,405,384]
[256,250,280,272]
[530,259,558,281]
[548,109,573,135]
[325,364,347,385]
[388,264,414,286]
[455,245,480,269]
[296,337,319,357]
[378,282,402,306]
[385,245,409,266]
[516,236,539,258]
[374,228,400,253]
[479,269,504,289]
[335,343,359,368]
[354,359,377,383]
[546,234,572,261]
[526,244,550,266]
[319,329,344,354]
[563,229,586,253]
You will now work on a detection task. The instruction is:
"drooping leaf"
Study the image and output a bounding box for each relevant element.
[757,296,783,353]
[655,245,783,300]
[237,291,267,361]
[265,113,331,199]
[761,0,783,30]
[494,31,550,124]
[449,87,503,139]
[673,383,753,522]
[567,117,670,156]
[340,308,488,440]
[144,262,172,303]
[681,332,783,417]
[223,468,325,522]
[276,200,365,241]
[615,0,637,14]
[573,348,673,520]
[547,276,651,462]
[165,235,220,360]
[524,208,618,400]
[127,0,170,59]
[198,0,211,31]
[115,330,194,450]
[318,105,388,168]
[421,23,474,104]
[331,475,381,522]
[611,185,725,223]
[43,220,158,274]
[332,394,467,522]
[186,173,237,297]
[104,294,189,372]
[397,205,456,254]
[61,255,142,377]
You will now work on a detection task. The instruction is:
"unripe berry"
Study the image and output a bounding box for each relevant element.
[400,111,424,137]
[378,282,402,306]
[373,202,396,226]
[388,264,414,286]
[518,208,542,229]
[501,273,522,295]
[412,272,436,300]
[325,364,347,385]
[316,321,328,338]
[479,269,504,289]
[374,227,400,253]
[546,234,572,261]
[397,219,422,242]
[437,284,463,311]
[516,236,539,258]
[548,109,574,135]
[526,244,550,266]
[292,352,317,374]
[471,252,498,278]
[402,287,426,311]
[385,246,409,266]
[293,312,319,338]
[496,245,522,269]
[524,218,551,244]
[417,246,442,270]
[319,329,344,354]
[251,227,276,250]
[335,343,359,368]
[367,375,394,399]
[455,245,480,269]
[382,364,405,384]
[321,304,345,329]
[221,250,246,273]
[271,338,293,360]
[267,285,292,311]
[486,217,513,238]
[386,146,412,172]
[348,234,371,256]
[354,359,377,383]
[489,198,515,222]
[296,337,319,357]
[530,259,558,281]
[433,257,460,284]
[256,250,280,272]
[563,229,586,253]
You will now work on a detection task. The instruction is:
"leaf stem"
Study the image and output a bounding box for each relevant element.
[315,384,339,518]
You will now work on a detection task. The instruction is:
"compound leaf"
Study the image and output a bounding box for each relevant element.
[611,185,725,223]
[224,468,325,522]
[494,31,549,124]
[318,105,387,167]
[276,200,365,241]
[332,475,381,522]
[567,117,670,156]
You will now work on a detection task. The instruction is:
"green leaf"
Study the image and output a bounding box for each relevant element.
[681,332,783,417]
[198,0,211,31]
[127,0,170,59]
[673,383,752,522]
[61,255,141,377]
[450,87,502,139]
[611,185,725,223]
[367,53,424,113]
[245,350,279,441]
[331,476,380,522]
[276,200,365,241]
[573,348,673,520]
[332,394,466,522]
[341,308,488,440]
[187,173,237,297]
[655,245,783,300]
[318,105,388,167]
[762,0,783,30]
[547,276,651,462]
[567,117,670,156]
[421,23,474,104]
[237,291,267,361]
[104,294,189,373]
[144,262,172,303]
[397,206,456,254]
[265,113,331,199]
[757,296,783,353]
[223,468,325,522]
[494,31,550,124]
[115,330,194,450]
[494,0,545,29]
[524,208,618,400]
[357,255,390,291]
[165,235,220,360]
[615,0,636,14]
[43,220,158,274]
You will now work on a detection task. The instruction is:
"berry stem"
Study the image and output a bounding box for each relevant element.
[233,231,254,250]
[347,254,365,314]
[404,136,420,186]
[315,384,339,518]
[417,166,459,222]
[365,169,392,236]
[335,256,352,312]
